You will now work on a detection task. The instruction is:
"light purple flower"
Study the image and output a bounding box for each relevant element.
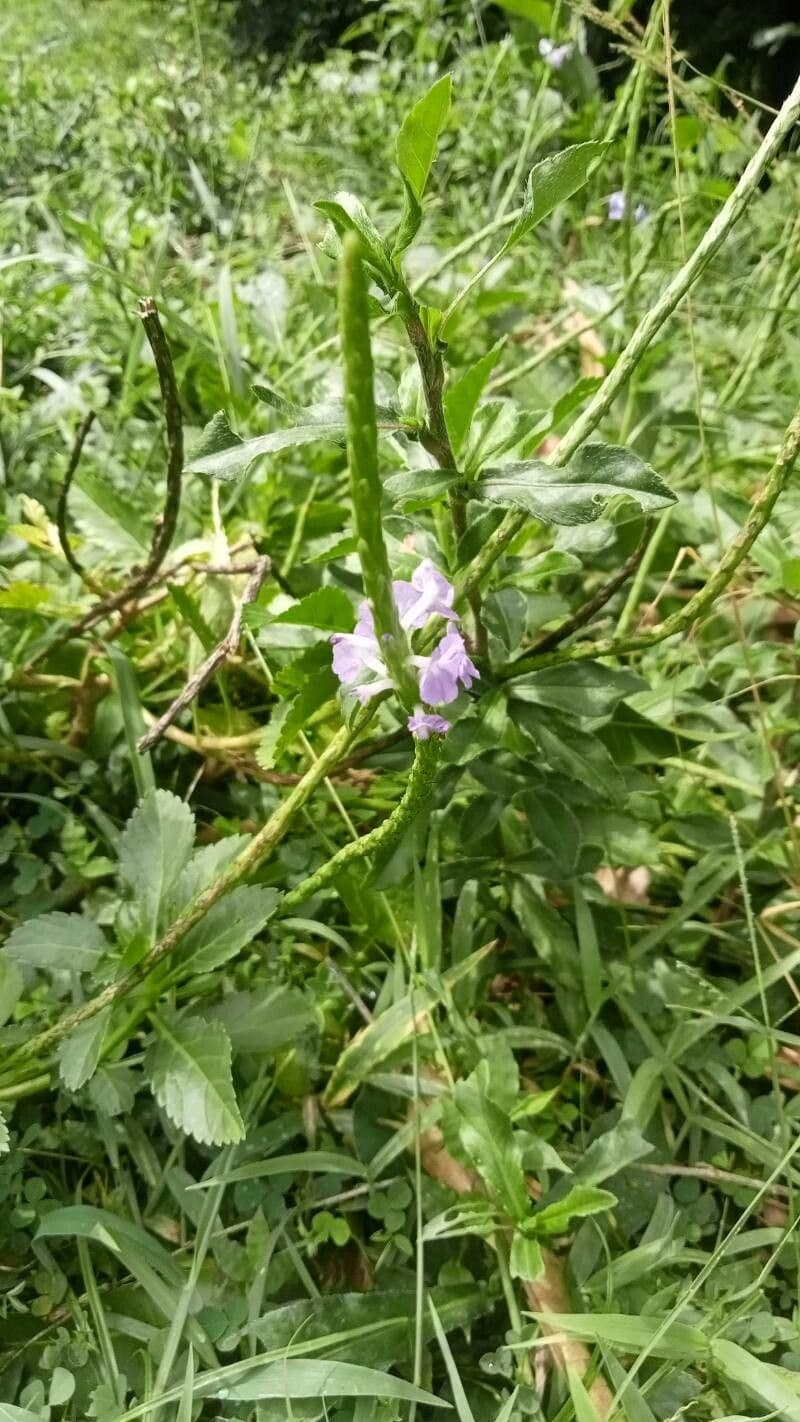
[408,711,452,740]
[608,191,647,223]
[539,37,573,69]
[331,601,392,699]
[418,629,479,706]
[392,558,457,632]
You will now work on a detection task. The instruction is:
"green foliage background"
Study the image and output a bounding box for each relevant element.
[1,0,800,1418]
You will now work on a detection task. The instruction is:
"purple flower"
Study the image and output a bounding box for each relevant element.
[331,601,392,700]
[539,37,573,69]
[392,558,457,632]
[418,629,479,706]
[408,711,452,740]
[608,191,647,223]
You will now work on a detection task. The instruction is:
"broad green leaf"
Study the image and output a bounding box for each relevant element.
[532,1186,616,1236]
[212,1357,448,1405]
[530,1314,709,1361]
[57,1007,111,1091]
[185,420,347,482]
[475,444,676,525]
[501,142,608,255]
[185,409,243,466]
[207,985,315,1055]
[520,788,582,879]
[316,191,397,292]
[248,585,355,633]
[384,468,461,506]
[512,705,624,801]
[509,1233,544,1281]
[444,342,505,456]
[574,1120,654,1185]
[396,74,452,200]
[0,1407,45,1422]
[3,912,107,973]
[493,0,553,22]
[176,886,280,976]
[483,587,527,655]
[145,1014,244,1146]
[453,1069,530,1221]
[119,790,196,942]
[0,1110,8,1156]
[511,662,646,717]
[323,942,496,1107]
[171,835,250,915]
[711,1339,800,1421]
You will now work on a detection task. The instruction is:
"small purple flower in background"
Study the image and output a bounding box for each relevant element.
[539,37,573,69]
[418,629,479,706]
[392,558,458,632]
[608,190,648,223]
[408,710,452,741]
[330,559,479,738]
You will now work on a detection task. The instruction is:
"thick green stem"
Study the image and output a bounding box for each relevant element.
[507,407,800,674]
[340,235,417,708]
[458,74,800,604]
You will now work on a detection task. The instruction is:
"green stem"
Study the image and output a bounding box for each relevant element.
[458,73,800,604]
[507,406,800,674]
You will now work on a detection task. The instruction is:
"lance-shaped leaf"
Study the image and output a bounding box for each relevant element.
[210,1358,448,1405]
[501,141,608,256]
[145,1014,244,1146]
[3,912,107,974]
[444,341,505,457]
[396,74,452,200]
[475,444,676,525]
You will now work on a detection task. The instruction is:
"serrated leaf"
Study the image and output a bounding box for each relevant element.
[176,885,280,975]
[57,1007,111,1091]
[171,835,250,916]
[249,585,355,633]
[88,1064,138,1118]
[383,467,461,506]
[212,1357,448,1405]
[396,73,452,200]
[532,1185,616,1236]
[146,1014,244,1145]
[119,790,196,942]
[3,912,107,973]
[186,410,243,466]
[511,661,646,717]
[475,444,676,525]
[444,342,505,457]
[501,142,608,255]
[256,701,293,770]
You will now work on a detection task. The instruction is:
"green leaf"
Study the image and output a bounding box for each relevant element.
[57,1007,111,1091]
[145,1014,245,1146]
[3,912,107,973]
[574,883,602,1012]
[0,1110,9,1156]
[119,790,196,942]
[532,1186,616,1236]
[212,1358,449,1405]
[493,0,553,22]
[249,585,355,633]
[511,662,646,717]
[512,705,624,801]
[185,421,347,482]
[453,1068,530,1221]
[49,1367,75,1407]
[185,409,243,467]
[483,587,527,655]
[444,342,505,457]
[0,1407,46,1422]
[384,468,462,507]
[712,1338,800,1421]
[567,1368,605,1422]
[252,1288,486,1365]
[475,444,677,525]
[171,835,250,915]
[396,74,452,200]
[176,886,280,976]
[531,1314,709,1361]
[521,789,582,878]
[509,1233,544,1282]
[574,1120,654,1185]
[193,1150,369,1191]
[316,191,397,293]
[323,943,496,1107]
[206,985,316,1055]
[35,1205,184,1286]
[501,142,608,255]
